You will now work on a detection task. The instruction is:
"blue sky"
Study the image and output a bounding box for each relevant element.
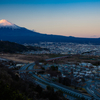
[1,0,100,4]
[0,0,100,38]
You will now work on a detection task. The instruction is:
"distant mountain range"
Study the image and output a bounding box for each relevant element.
[0,19,100,44]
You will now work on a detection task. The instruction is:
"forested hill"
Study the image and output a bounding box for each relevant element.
[0,41,48,53]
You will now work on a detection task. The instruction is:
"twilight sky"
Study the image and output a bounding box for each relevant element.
[0,0,100,38]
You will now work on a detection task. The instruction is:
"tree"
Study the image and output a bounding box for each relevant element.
[35,85,43,94]
[51,65,55,70]
[55,90,63,97]
[47,85,54,93]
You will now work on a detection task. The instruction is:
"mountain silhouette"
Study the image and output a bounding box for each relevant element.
[0,19,100,44]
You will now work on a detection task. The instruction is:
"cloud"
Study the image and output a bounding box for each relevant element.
[89,35,99,38]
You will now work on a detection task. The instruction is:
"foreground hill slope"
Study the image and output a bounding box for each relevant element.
[0,62,67,100]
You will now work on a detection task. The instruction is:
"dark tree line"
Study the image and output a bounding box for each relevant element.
[0,41,49,53]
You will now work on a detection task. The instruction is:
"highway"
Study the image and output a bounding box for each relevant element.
[31,73,91,100]
[84,80,100,100]
[20,63,92,100]
[27,63,35,70]
[32,74,76,100]
[19,62,35,74]
[19,63,33,70]
[20,63,77,99]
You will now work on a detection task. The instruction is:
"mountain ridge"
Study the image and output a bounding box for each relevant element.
[0,19,100,44]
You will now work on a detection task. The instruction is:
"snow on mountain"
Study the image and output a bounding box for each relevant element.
[0,19,20,29]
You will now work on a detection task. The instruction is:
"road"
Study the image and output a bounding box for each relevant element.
[84,80,100,100]
[20,63,77,99]
[31,73,91,100]
[20,63,92,100]
[27,63,35,70]
[20,63,32,70]
[19,62,35,74]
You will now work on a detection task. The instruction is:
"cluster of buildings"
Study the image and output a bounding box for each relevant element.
[95,82,100,97]
[41,62,100,90]
[24,42,100,55]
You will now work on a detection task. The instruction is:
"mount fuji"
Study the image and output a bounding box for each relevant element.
[0,19,19,29]
[0,19,100,44]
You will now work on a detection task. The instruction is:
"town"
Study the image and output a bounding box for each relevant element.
[1,44,100,100]
[24,42,100,56]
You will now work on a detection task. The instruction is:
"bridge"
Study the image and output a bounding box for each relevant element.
[45,56,68,62]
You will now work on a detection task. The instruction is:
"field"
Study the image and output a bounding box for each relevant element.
[0,53,49,63]
[0,53,99,64]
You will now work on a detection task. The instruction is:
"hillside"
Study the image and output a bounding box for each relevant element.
[0,61,67,100]
[0,41,48,53]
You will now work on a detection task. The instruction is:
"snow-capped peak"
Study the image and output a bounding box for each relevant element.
[0,19,19,29]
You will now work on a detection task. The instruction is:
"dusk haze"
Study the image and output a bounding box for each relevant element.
[0,0,100,38]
